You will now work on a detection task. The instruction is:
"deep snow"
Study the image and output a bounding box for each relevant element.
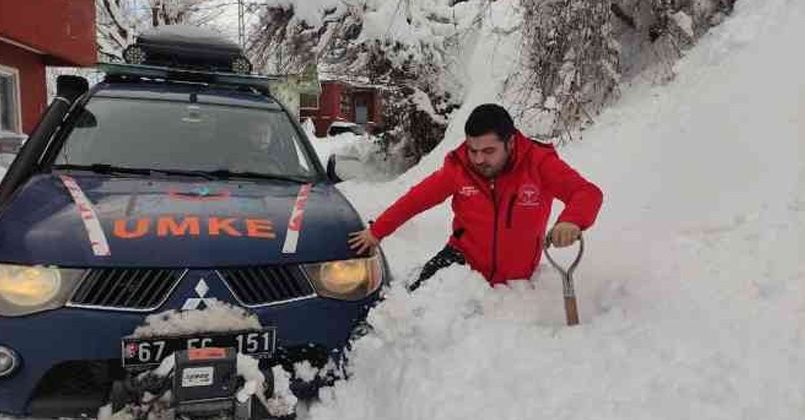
[302,0,805,419]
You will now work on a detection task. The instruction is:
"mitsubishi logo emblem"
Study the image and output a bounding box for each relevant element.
[182,278,215,310]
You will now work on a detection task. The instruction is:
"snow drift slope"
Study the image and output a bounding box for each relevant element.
[308,0,805,419]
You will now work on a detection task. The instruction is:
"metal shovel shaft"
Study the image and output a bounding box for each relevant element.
[544,233,585,326]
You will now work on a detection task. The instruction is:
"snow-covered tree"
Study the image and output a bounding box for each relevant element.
[247,1,466,170]
[246,0,738,167]
[507,0,619,140]
[508,0,740,141]
[96,0,226,61]
[96,0,139,61]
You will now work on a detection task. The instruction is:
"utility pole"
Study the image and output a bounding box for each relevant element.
[152,0,161,27]
[238,0,245,49]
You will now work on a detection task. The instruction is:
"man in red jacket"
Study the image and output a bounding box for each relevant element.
[349,104,603,290]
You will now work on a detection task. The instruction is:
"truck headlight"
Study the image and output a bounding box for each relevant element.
[303,255,383,301]
[0,265,84,316]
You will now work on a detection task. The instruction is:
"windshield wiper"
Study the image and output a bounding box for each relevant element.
[200,169,309,184]
[52,164,217,180]
[52,164,309,183]
[53,163,152,176]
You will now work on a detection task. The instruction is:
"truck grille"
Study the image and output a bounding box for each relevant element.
[217,266,315,306]
[69,269,184,311]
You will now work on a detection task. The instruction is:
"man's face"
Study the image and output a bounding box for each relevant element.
[466,133,511,179]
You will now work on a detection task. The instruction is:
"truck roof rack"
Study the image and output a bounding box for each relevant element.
[98,63,278,94]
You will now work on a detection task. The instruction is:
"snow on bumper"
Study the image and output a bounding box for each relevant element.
[0,268,379,416]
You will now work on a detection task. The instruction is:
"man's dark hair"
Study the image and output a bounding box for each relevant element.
[464,103,515,142]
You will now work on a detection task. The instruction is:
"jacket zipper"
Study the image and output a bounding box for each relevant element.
[505,194,516,228]
[490,180,499,281]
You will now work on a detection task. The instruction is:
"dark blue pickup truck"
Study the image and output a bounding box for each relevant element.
[0,26,386,418]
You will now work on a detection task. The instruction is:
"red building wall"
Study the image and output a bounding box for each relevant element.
[373,91,383,129]
[321,80,345,119]
[299,81,385,137]
[0,0,95,135]
[301,81,344,137]
[0,42,46,134]
[0,0,96,66]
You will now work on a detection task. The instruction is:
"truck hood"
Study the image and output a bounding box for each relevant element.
[0,173,366,267]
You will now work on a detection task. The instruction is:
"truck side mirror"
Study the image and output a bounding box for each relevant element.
[326,154,343,183]
[74,109,97,128]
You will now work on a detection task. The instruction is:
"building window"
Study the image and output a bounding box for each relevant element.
[354,95,370,124]
[0,65,21,134]
[300,93,319,110]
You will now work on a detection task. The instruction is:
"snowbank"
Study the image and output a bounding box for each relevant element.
[304,0,805,419]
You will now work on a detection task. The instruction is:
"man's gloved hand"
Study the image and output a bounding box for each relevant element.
[549,222,581,248]
[348,229,380,255]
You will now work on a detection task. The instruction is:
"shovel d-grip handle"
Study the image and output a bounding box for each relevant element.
[543,231,585,326]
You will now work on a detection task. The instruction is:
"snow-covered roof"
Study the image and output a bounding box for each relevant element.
[319,75,390,90]
[329,121,360,128]
[317,64,391,89]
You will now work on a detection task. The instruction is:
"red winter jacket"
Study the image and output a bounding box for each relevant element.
[370,131,603,285]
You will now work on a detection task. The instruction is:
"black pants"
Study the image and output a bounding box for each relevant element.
[409,245,466,291]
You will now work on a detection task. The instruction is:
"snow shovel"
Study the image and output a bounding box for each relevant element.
[543,233,585,326]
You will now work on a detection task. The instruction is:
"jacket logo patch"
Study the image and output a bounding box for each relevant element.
[518,184,540,206]
[459,186,479,197]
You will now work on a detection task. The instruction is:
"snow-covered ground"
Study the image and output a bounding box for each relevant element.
[302,0,805,419]
[1,0,802,418]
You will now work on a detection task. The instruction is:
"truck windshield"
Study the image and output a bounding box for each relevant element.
[55,96,316,179]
